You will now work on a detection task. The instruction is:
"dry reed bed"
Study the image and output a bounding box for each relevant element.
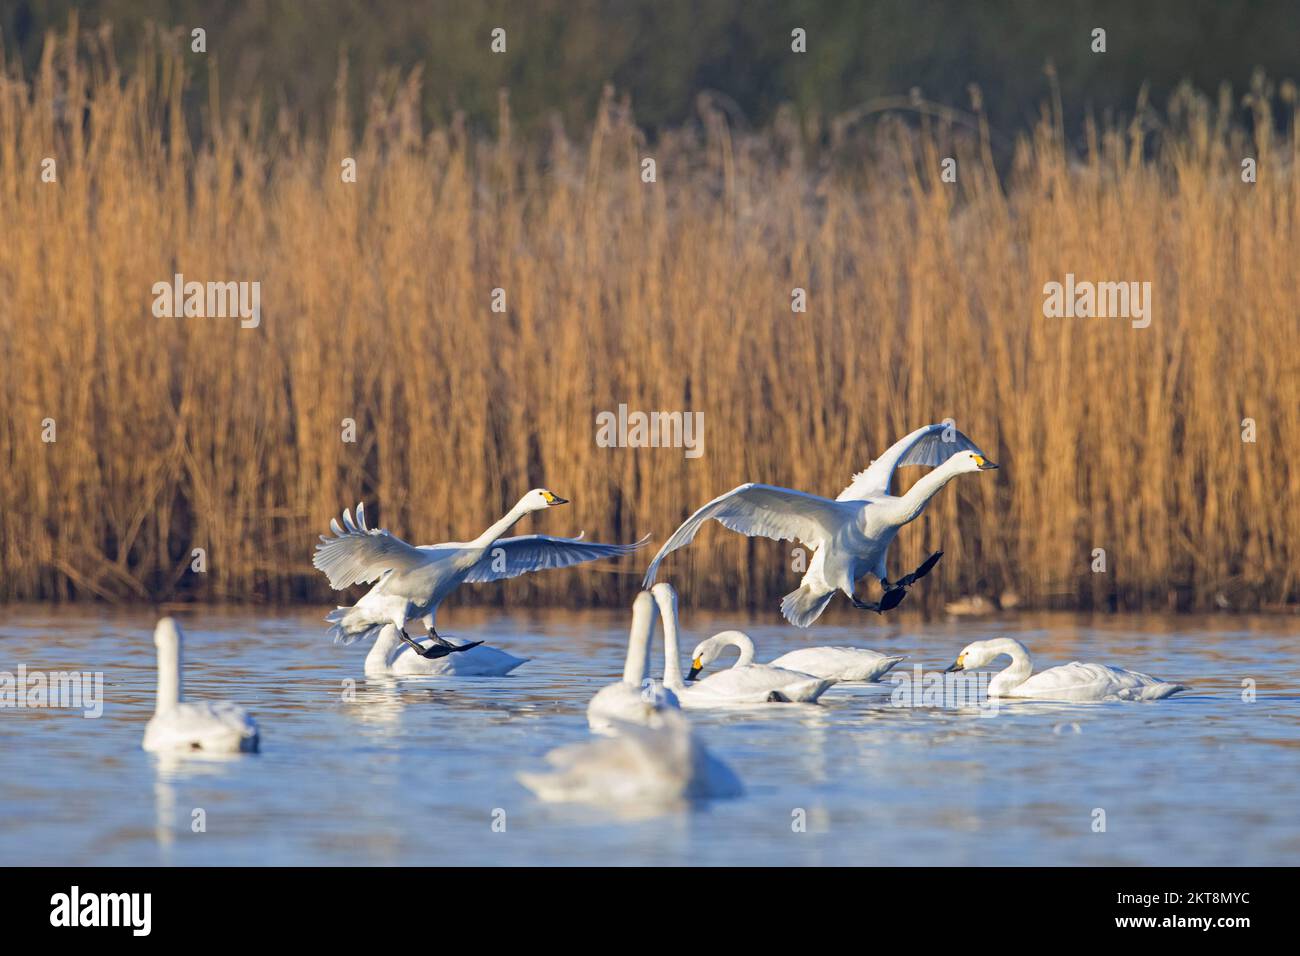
[1,31,1296,613]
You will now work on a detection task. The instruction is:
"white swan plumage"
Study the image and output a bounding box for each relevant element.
[766,646,906,683]
[315,490,649,653]
[522,591,741,808]
[587,591,682,732]
[642,424,997,626]
[142,618,259,754]
[650,583,832,704]
[517,709,742,808]
[363,624,528,677]
[945,637,1188,701]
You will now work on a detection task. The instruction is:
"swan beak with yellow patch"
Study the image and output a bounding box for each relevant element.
[541,490,569,506]
[973,455,999,470]
[686,656,704,681]
[945,653,967,673]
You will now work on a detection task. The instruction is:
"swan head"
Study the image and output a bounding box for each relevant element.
[519,488,569,512]
[686,631,752,680]
[950,450,998,474]
[944,638,1001,672]
[154,617,183,650]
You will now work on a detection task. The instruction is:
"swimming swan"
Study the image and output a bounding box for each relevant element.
[142,619,259,754]
[363,624,528,677]
[651,583,832,704]
[765,645,905,683]
[315,490,649,655]
[642,424,997,626]
[945,637,1188,701]
[517,709,742,808]
[587,591,682,732]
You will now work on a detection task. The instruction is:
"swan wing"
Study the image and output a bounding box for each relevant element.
[837,424,987,500]
[643,483,855,586]
[685,663,831,704]
[769,646,905,682]
[313,503,430,589]
[463,533,650,583]
[1015,661,1181,701]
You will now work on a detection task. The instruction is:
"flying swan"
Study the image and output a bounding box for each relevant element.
[650,583,832,704]
[944,638,1188,701]
[363,624,528,677]
[315,490,649,656]
[142,618,260,754]
[642,424,998,626]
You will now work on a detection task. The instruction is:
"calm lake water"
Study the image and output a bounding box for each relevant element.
[1,605,1296,866]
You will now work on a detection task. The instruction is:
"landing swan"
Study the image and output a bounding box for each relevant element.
[142,619,259,754]
[642,424,997,625]
[315,490,649,655]
[517,709,742,809]
[363,624,528,677]
[945,637,1188,701]
[587,591,682,733]
[651,583,832,704]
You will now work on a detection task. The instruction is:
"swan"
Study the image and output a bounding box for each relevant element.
[363,624,528,677]
[142,619,259,754]
[517,708,742,809]
[523,591,740,808]
[315,490,649,655]
[587,591,682,732]
[642,424,998,625]
[764,646,905,683]
[944,637,1188,701]
[650,583,832,704]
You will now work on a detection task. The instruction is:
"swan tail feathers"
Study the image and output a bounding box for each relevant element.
[325,607,383,646]
[780,586,834,628]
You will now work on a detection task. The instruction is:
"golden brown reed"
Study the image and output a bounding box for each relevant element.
[1,28,1296,615]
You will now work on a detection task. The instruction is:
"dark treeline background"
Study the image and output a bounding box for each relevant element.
[3,0,1298,140]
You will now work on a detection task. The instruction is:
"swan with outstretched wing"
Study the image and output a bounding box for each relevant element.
[642,424,998,626]
[315,490,649,656]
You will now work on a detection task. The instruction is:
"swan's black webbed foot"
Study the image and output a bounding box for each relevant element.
[445,640,484,655]
[896,550,944,588]
[398,627,429,655]
[876,586,908,613]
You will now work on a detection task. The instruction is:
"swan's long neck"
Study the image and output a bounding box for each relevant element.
[894,462,962,525]
[987,638,1034,695]
[658,594,687,692]
[622,595,656,685]
[154,627,183,715]
[470,499,531,548]
[715,631,756,667]
[367,626,404,671]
